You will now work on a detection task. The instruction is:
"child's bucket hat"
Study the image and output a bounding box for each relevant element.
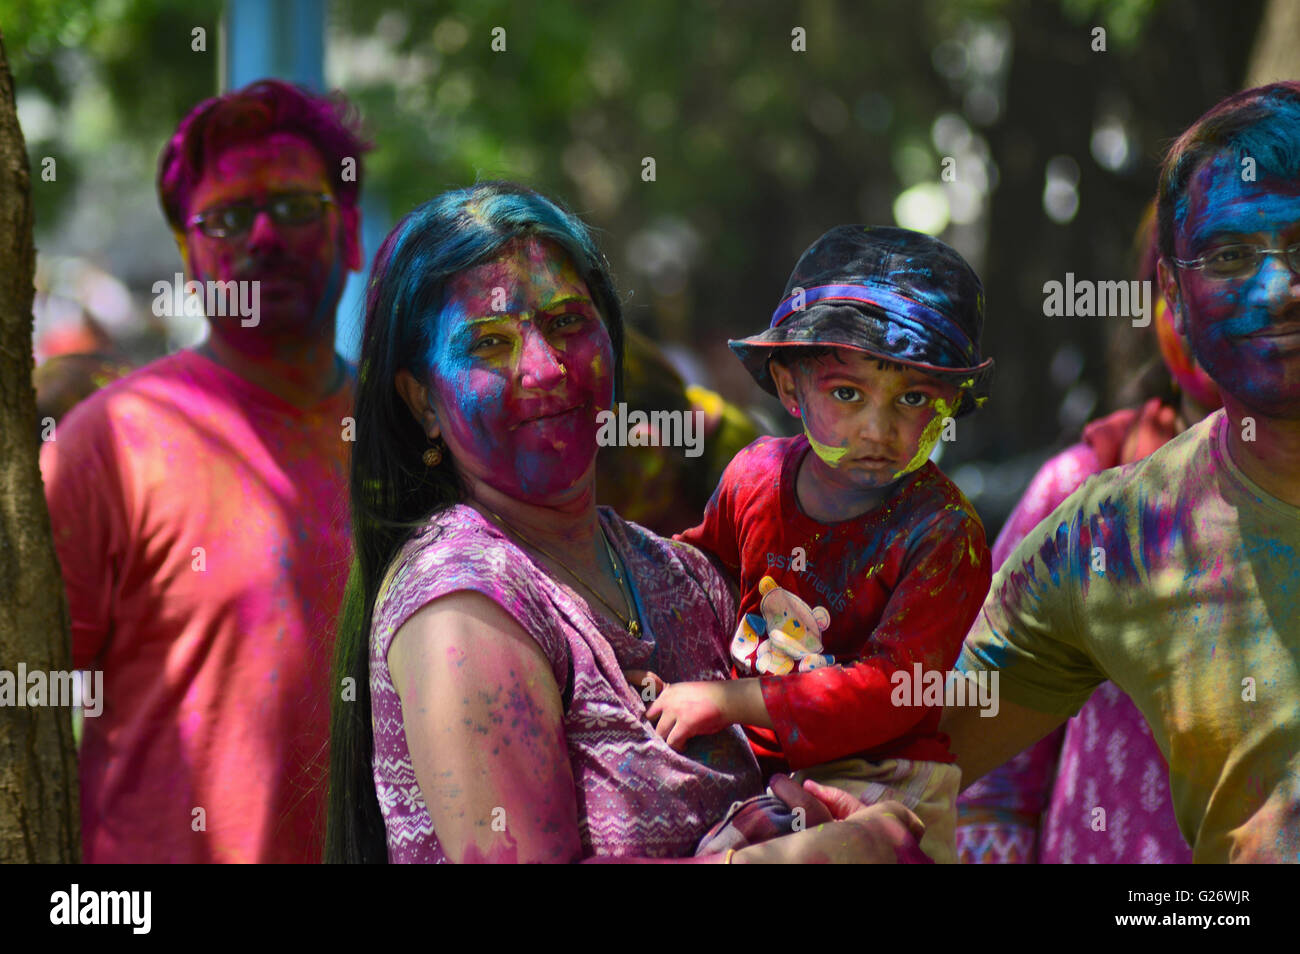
[730,225,994,416]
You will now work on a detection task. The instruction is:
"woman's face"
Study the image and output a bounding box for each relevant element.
[425,236,615,503]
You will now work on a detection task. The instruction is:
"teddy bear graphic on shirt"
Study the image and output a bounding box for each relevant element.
[731,575,835,675]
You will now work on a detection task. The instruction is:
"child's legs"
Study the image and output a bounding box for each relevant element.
[795,758,962,864]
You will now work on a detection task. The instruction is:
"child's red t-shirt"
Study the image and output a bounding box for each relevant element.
[676,435,992,772]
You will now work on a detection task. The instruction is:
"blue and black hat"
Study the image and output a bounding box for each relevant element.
[729,225,994,416]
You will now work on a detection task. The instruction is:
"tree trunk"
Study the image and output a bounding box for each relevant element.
[0,29,80,863]
[1245,0,1300,88]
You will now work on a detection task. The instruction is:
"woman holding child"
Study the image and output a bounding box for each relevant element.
[325,182,927,863]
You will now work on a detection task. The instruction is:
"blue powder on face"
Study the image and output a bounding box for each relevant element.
[424,297,509,449]
[1174,153,1300,410]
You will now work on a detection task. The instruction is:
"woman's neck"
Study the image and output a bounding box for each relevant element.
[466,472,606,571]
[465,471,641,634]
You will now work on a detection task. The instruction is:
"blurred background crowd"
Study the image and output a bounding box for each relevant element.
[8,0,1292,540]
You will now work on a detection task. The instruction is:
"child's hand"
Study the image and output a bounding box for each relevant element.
[646,680,739,751]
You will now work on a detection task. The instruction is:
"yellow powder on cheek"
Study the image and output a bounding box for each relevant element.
[892,393,961,479]
[802,419,850,467]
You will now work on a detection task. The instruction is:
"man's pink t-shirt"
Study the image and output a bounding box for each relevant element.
[40,348,355,863]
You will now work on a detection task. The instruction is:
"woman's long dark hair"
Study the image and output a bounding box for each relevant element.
[326,182,624,862]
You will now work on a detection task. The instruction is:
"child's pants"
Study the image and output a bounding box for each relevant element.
[795,757,962,864]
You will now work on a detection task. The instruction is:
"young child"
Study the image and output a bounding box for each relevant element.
[648,225,995,863]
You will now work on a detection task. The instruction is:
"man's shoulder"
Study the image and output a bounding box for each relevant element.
[57,350,201,429]
[993,410,1225,581]
[1066,409,1223,510]
[45,352,205,461]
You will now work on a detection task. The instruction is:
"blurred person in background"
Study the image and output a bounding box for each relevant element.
[33,353,134,435]
[40,78,368,862]
[31,258,155,433]
[596,326,759,536]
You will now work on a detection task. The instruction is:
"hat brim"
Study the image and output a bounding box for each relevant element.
[729,303,993,411]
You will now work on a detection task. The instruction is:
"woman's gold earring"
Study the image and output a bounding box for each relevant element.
[423,440,444,467]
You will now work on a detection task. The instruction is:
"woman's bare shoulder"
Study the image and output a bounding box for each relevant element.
[373,504,567,682]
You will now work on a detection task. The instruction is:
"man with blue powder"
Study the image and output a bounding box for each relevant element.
[943,82,1300,863]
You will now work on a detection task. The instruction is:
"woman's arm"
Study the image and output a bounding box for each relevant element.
[734,785,932,864]
[389,590,930,864]
[388,591,584,864]
[389,592,730,863]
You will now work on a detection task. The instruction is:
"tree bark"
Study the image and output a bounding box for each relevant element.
[0,29,80,863]
[1245,0,1300,88]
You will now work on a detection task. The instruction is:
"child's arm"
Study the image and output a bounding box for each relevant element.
[649,440,772,746]
[644,677,770,750]
[646,509,994,757]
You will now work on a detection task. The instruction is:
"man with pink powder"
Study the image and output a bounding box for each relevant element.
[40,79,369,862]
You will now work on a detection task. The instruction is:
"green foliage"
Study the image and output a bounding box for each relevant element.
[4,0,221,227]
[329,0,962,339]
[3,0,1255,476]
[1060,0,1160,47]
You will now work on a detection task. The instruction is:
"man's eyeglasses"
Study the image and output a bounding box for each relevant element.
[187,191,335,239]
[1173,242,1300,280]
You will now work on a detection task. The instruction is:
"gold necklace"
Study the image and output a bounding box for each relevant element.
[482,507,642,638]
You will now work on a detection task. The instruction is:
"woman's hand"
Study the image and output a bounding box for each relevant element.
[734,786,931,864]
[738,800,930,864]
[799,778,871,820]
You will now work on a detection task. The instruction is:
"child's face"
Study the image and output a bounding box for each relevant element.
[770,349,962,490]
